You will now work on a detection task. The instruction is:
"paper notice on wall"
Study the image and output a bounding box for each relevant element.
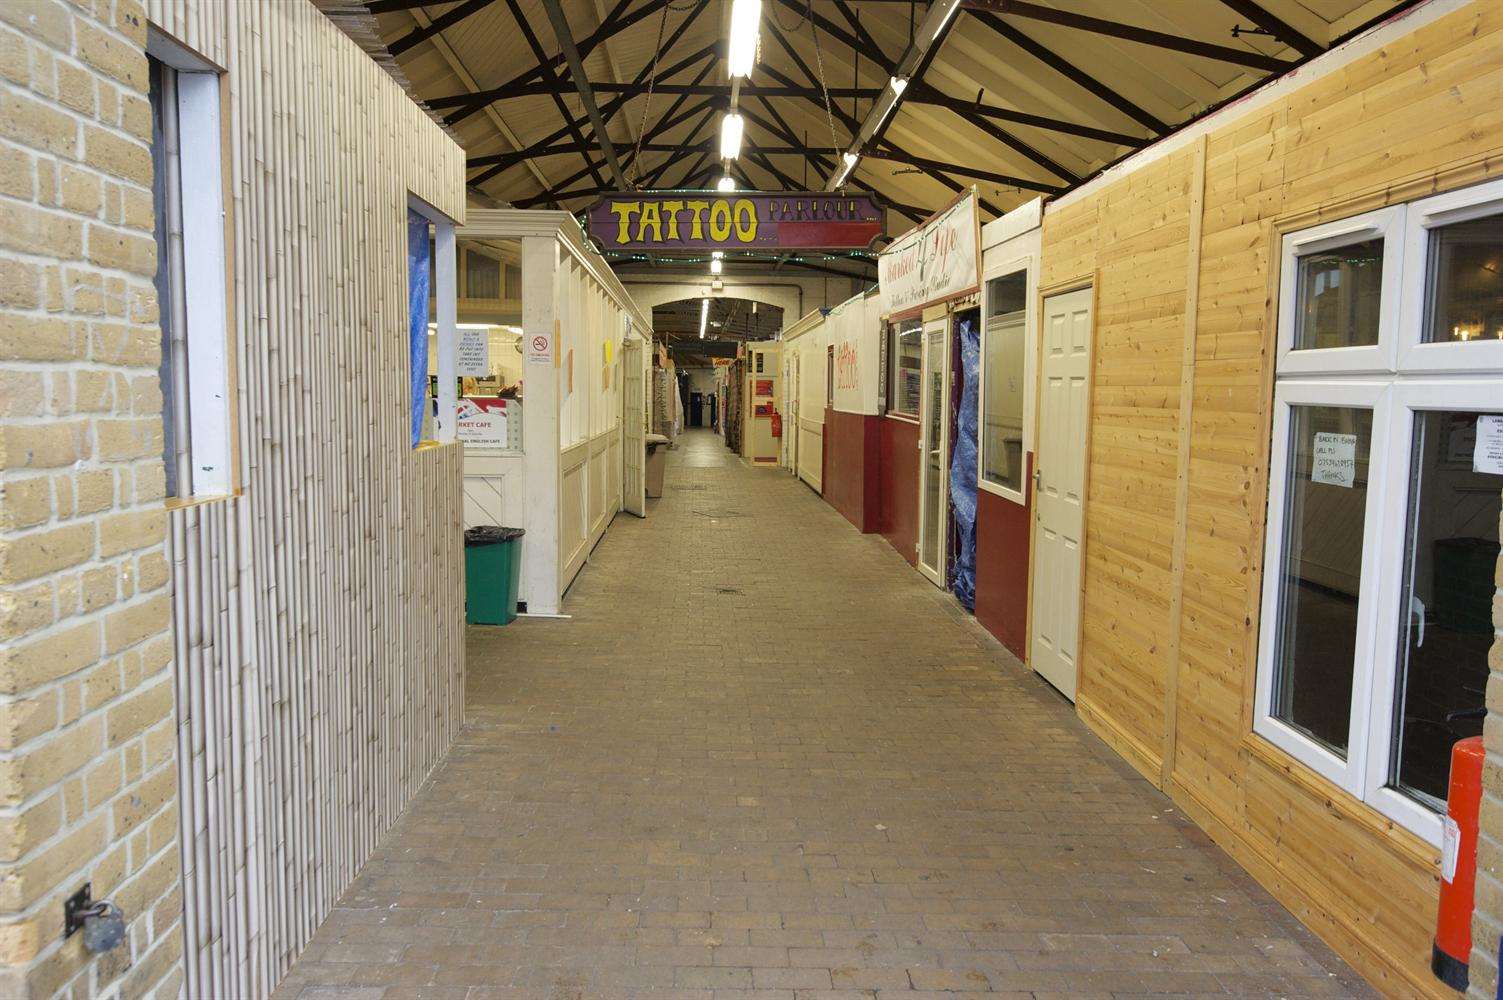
[457,328,489,376]
[1311,431,1356,488]
[1473,414,1503,475]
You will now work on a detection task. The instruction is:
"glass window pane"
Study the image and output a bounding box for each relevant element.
[1293,238,1383,350]
[1424,215,1503,344]
[1270,404,1374,756]
[983,271,1027,492]
[1388,410,1501,808]
[889,320,921,417]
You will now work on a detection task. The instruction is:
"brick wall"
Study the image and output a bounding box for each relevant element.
[1471,495,1503,998]
[0,0,180,997]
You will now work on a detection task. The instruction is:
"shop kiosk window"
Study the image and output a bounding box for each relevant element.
[981,270,1027,494]
[1256,179,1503,844]
[148,47,231,498]
[888,320,922,418]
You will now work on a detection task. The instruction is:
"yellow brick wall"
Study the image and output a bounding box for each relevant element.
[0,0,181,997]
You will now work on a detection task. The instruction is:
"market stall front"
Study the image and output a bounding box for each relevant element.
[446,210,652,614]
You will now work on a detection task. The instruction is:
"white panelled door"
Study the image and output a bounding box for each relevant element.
[621,337,646,517]
[1030,286,1093,701]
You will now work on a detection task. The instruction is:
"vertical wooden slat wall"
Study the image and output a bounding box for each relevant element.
[148,2,467,996]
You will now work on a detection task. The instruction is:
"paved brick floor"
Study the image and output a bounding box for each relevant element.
[275,429,1373,1000]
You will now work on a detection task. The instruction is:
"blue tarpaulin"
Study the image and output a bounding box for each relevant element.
[949,311,980,610]
[408,209,430,448]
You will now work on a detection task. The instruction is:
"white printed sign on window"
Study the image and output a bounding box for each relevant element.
[456,397,510,447]
[1311,431,1356,488]
[1473,414,1503,475]
[457,327,489,377]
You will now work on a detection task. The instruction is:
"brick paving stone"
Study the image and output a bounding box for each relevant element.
[276,430,1375,999]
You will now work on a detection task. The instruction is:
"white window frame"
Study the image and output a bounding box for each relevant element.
[1398,175,1503,373]
[886,319,922,422]
[1258,182,1503,846]
[1253,379,1391,796]
[977,249,1034,504]
[147,33,232,498]
[1363,378,1502,844]
[1275,205,1404,377]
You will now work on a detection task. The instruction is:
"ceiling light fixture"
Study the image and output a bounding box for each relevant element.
[835,151,858,186]
[727,0,762,77]
[720,113,743,159]
[889,76,908,95]
[710,258,723,275]
[717,176,736,192]
[930,0,959,40]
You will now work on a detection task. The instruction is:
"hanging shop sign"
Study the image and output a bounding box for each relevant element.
[877,190,980,315]
[586,192,885,251]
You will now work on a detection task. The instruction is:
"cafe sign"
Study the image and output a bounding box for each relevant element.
[586,191,884,252]
[877,190,980,315]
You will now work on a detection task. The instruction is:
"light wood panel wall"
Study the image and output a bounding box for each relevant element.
[148,1,467,996]
[1044,3,1502,995]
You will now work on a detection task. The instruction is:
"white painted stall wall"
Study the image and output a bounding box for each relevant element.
[145,2,468,996]
[786,314,830,492]
[828,291,882,416]
[458,212,652,613]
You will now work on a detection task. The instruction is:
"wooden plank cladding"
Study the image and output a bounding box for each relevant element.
[1043,2,1502,995]
[147,1,466,996]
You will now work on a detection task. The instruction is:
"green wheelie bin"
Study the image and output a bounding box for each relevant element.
[464,526,525,625]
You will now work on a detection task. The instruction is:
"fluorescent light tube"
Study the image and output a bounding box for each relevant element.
[728,0,762,77]
[720,113,744,159]
[699,298,709,338]
[835,151,857,186]
[931,0,958,40]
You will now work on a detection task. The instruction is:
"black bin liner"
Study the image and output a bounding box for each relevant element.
[465,526,525,547]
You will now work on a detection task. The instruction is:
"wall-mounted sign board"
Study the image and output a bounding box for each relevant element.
[878,190,979,316]
[587,191,885,252]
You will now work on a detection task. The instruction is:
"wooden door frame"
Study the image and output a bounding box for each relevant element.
[1024,274,1099,696]
[916,315,952,587]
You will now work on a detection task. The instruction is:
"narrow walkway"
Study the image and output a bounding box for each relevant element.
[278,429,1370,1000]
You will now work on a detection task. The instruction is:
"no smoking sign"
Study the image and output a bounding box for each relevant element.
[527,332,551,365]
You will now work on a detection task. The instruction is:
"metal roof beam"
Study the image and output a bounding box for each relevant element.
[438,0,667,123]
[1219,0,1323,58]
[962,0,1293,73]
[386,0,495,56]
[448,80,887,102]
[968,10,1169,134]
[502,0,606,188]
[540,0,627,187]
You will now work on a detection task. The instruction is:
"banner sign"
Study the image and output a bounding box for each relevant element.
[586,192,884,251]
[878,191,980,315]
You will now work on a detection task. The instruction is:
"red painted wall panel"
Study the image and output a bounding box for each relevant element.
[821,408,881,533]
[876,417,919,566]
[973,452,1032,659]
